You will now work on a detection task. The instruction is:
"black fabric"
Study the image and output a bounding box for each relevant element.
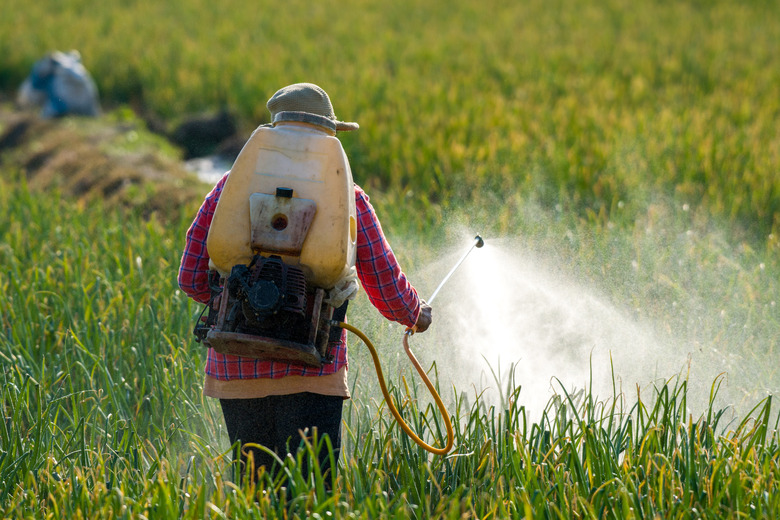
[219,392,343,484]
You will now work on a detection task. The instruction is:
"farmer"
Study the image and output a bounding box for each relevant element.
[16,50,100,118]
[178,83,432,484]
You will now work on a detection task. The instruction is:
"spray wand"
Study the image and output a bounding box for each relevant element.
[427,234,485,304]
[334,235,484,455]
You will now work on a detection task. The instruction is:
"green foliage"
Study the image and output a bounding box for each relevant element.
[2,0,780,516]
[1,177,779,518]
[2,0,778,237]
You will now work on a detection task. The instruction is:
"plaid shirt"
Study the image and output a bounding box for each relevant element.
[178,173,421,380]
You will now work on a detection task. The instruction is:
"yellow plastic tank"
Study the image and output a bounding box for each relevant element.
[207,121,357,289]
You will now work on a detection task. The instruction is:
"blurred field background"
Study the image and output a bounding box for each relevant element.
[2,0,778,237]
[1,0,780,517]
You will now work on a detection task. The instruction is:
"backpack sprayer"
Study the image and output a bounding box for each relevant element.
[193,113,483,455]
[194,113,358,368]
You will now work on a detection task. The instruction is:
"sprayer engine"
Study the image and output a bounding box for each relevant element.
[194,254,338,367]
[227,255,308,340]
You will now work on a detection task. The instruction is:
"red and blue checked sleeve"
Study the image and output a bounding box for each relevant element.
[354,185,421,328]
[178,174,227,304]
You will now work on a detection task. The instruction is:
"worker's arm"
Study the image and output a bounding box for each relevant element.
[354,185,430,331]
[178,174,228,304]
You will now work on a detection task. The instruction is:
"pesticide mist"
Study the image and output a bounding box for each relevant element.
[408,224,779,421]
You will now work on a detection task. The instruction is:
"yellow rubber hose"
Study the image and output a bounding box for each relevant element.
[335,321,454,455]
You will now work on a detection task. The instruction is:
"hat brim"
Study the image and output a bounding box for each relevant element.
[273,111,359,133]
[335,121,359,132]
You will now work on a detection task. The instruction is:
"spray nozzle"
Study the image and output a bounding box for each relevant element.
[427,233,486,305]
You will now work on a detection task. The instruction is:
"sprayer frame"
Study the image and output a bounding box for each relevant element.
[202,267,334,367]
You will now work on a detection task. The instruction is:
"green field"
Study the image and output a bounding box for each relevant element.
[2,0,779,517]
[3,0,779,237]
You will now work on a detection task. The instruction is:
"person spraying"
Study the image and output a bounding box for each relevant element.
[178,83,432,484]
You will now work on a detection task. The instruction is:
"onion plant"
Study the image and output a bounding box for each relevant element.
[2,176,779,518]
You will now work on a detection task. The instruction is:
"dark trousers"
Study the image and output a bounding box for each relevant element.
[219,393,343,484]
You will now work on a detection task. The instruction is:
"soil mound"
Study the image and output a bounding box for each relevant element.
[0,105,211,221]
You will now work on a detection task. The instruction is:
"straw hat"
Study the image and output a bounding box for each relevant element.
[266,83,359,133]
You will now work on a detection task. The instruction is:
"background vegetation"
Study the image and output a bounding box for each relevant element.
[1,0,779,517]
[2,0,778,238]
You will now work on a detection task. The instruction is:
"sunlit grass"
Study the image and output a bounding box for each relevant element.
[2,0,780,516]
[2,0,778,238]
[2,169,779,518]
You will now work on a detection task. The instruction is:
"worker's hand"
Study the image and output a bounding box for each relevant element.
[413,300,433,333]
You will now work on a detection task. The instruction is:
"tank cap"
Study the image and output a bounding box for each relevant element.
[276,187,294,198]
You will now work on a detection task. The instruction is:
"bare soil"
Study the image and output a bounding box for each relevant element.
[0,103,211,221]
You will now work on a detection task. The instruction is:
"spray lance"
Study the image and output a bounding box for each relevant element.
[332,234,485,455]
